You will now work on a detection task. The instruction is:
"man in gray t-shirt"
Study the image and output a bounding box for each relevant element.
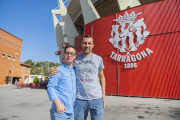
[74,52,104,101]
[51,35,106,120]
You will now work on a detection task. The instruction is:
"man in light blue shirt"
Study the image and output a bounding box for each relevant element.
[47,45,77,120]
[50,35,106,120]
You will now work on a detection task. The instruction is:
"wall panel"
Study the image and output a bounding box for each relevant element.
[166,32,180,98]
[119,68,134,96]
[160,0,180,33]
[143,2,162,35]
[75,34,84,50]
[102,55,118,95]
[93,43,115,56]
[93,14,115,36]
[83,0,180,98]
[84,23,92,35]
[93,31,112,45]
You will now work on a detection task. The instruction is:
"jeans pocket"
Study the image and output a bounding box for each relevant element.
[51,108,63,114]
[51,108,57,114]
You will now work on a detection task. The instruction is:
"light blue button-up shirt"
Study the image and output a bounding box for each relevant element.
[47,63,76,114]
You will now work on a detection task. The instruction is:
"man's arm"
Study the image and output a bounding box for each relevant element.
[99,69,106,108]
[47,75,59,100]
[47,73,66,113]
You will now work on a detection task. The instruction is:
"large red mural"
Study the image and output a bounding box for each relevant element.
[75,0,180,98]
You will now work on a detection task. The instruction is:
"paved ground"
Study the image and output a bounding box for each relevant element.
[0,85,180,120]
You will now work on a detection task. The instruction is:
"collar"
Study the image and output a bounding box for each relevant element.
[81,53,93,57]
[61,62,75,70]
[81,53,93,60]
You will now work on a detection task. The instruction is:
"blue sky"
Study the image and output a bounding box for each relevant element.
[0,0,69,63]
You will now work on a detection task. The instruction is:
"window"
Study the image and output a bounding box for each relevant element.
[8,56,11,59]
[13,57,15,60]
[2,54,5,57]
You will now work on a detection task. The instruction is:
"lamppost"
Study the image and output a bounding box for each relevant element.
[41,64,42,74]
[11,53,19,84]
[34,62,37,75]
[48,60,51,72]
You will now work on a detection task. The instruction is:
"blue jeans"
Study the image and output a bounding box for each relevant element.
[74,98,104,120]
[50,108,74,120]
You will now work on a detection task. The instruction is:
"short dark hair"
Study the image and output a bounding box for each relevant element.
[64,45,77,53]
[81,35,94,43]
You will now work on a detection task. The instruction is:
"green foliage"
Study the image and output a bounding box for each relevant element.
[33,77,39,84]
[24,59,60,76]
[24,59,33,65]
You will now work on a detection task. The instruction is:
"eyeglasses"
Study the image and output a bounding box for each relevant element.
[64,52,76,56]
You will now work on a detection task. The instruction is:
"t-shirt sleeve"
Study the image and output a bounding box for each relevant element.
[98,57,105,70]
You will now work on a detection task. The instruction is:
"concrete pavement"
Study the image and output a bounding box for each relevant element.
[0,86,179,120]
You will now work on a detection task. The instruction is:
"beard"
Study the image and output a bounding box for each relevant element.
[83,47,91,54]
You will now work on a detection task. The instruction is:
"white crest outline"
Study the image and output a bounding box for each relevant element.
[109,11,150,56]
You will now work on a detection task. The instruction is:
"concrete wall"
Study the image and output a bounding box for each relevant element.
[72,0,160,35]
[75,0,120,35]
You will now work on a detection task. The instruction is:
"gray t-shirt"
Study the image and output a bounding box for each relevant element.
[74,53,105,100]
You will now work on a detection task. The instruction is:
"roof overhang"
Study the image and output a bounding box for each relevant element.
[20,63,31,67]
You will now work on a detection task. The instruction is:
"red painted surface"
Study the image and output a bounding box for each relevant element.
[77,49,83,54]
[84,23,92,36]
[62,43,69,48]
[55,51,61,55]
[75,0,180,98]
[102,55,118,95]
[75,34,84,50]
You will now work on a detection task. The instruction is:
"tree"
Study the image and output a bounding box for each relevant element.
[24,59,35,74]
[24,59,33,65]
[33,77,39,84]
[24,59,60,76]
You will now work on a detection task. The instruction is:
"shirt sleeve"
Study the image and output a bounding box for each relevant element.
[47,72,59,101]
[98,57,105,70]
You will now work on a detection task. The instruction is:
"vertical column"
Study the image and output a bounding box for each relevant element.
[59,0,79,46]
[52,0,79,63]
[52,10,65,63]
[117,0,141,11]
[80,0,100,25]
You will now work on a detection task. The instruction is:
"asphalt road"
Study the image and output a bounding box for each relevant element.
[0,85,180,120]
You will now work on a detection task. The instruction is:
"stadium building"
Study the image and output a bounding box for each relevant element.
[52,0,180,98]
[0,28,31,85]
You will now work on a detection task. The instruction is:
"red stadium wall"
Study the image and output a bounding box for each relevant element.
[75,0,180,98]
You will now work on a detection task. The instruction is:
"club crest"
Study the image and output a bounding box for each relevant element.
[109,11,150,56]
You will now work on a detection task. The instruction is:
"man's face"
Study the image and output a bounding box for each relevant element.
[82,37,94,55]
[63,47,76,64]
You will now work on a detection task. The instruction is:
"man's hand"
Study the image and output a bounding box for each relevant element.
[50,67,58,76]
[102,94,106,108]
[56,103,66,113]
[53,99,66,113]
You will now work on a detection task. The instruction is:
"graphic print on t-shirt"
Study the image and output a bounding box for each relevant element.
[75,59,97,82]
[75,53,104,100]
